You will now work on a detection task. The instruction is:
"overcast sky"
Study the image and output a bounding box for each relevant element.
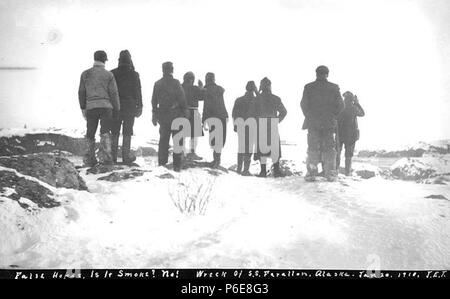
[0,0,449,149]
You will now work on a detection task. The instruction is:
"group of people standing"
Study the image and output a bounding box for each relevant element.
[78,50,365,182]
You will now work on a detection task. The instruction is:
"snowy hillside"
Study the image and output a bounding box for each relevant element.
[0,129,449,270]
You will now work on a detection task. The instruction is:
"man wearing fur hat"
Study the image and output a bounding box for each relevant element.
[110,50,143,165]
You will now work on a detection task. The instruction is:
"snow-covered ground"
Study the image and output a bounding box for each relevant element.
[0,129,449,270]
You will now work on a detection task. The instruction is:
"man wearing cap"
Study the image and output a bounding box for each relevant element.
[110,50,143,165]
[300,66,344,182]
[151,62,188,172]
[202,72,228,168]
[336,91,365,176]
[255,77,287,178]
[232,81,258,175]
[181,72,205,160]
[78,50,120,166]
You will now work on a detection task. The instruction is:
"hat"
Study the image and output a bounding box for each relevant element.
[162,61,173,74]
[343,91,354,98]
[315,65,329,75]
[118,50,132,65]
[94,50,108,63]
[246,81,256,92]
[183,71,195,82]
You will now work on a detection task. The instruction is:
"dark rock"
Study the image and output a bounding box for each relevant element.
[0,133,87,156]
[424,194,448,201]
[390,159,436,181]
[98,169,147,182]
[157,173,175,179]
[0,153,87,190]
[136,146,158,157]
[86,164,127,175]
[267,160,303,177]
[356,170,376,179]
[0,170,59,209]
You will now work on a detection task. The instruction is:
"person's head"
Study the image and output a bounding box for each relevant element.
[315,65,329,80]
[162,61,173,76]
[260,77,272,93]
[205,72,215,85]
[183,71,195,84]
[118,50,132,66]
[246,81,256,93]
[343,91,354,104]
[94,50,108,63]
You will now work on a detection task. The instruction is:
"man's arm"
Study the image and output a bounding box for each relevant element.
[108,75,120,111]
[277,97,287,123]
[334,86,344,116]
[354,96,365,117]
[300,86,309,117]
[135,73,143,117]
[78,73,86,110]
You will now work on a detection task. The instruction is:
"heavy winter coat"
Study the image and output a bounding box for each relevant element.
[337,101,365,143]
[78,61,120,111]
[151,74,187,123]
[182,83,204,108]
[300,78,344,130]
[202,83,228,121]
[111,65,142,116]
[232,92,258,121]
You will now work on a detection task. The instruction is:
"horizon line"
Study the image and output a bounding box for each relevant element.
[0,66,37,70]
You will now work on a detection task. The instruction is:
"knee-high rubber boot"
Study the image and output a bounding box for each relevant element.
[111,134,119,164]
[258,163,267,178]
[83,138,97,167]
[98,133,113,165]
[336,153,341,172]
[122,135,136,165]
[324,150,338,182]
[273,161,284,178]
[173,153,182,172]
[345,158,352,176]
[211,152,221,168]
[236,153,244,174]
[242,154,251,176]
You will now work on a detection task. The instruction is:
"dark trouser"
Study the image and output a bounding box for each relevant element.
[256,118,281,163]
[306,128,337,176]
[111,114,135,136]
[337,140,355,170]
[86,108,113,140]
[209,118,227,157]
[158,118,184,168]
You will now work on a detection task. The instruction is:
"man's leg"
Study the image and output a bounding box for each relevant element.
[98,108,113,165]
[110,117,121,164]
[322,128,338,181]
[158,122,171,166]
[84,109,99,166]
[336,140,344,172]
[171,126,184,172]
[344,142,355,176]
[122,116,136,164]
[305,129,321,181]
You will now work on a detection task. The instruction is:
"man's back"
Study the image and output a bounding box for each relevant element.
[111,66,142,115]
[301,79,343,130]
[79,62,119,111]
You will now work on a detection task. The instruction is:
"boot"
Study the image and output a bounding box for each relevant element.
[122,134,136,165]
[236,154,244,174]
[242,155,251,176]
[304,163,318,182]
[345,158,352,176]
[173,153,182,172]
[111,134,119,164]
[187,150,202,160]
[258,163,267,177]
[83,138,97,167]
[98,133,113,165]
[209,152,221,168]
[272,162,284,178]
[324,150,338,182]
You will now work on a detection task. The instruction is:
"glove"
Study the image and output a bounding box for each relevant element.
[184,109,190,119]
[198,79,204,88]
[152,112,158,126]
[81,109,87,120]
[135,107,143,118]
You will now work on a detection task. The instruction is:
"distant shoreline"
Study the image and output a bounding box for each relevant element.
[0,67,37,70]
